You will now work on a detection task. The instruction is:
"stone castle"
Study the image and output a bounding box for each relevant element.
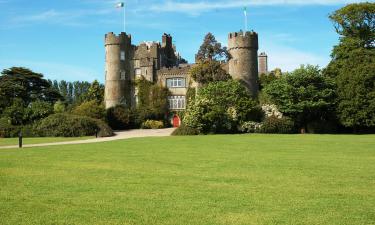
[104,31,268,126]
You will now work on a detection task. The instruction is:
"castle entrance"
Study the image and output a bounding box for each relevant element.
[173,115,180,127]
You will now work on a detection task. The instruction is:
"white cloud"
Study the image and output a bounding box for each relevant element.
[147,0,365,15]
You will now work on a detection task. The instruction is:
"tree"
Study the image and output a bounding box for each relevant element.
[264,65,336,132]
[259,73,278,91]
[329,2,375,50]
[190,60,231,85]
[183,80,262,134]
[334,48,375,130]
[85,80,104,103]
[25,100,53,123]
[196,33,228,61]
[325,3,375,131]
[1,98,25,125]
[0,67,61,113]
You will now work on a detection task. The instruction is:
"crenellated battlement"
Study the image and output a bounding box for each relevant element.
[228,31,258,50]
[105,32,132,46]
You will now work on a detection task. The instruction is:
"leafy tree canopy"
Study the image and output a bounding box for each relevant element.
[183,80,262,134]
[86,80,104,103]
[196,33,228,62]
[190,60,231,85]
[334,48,375,129]
[0,67,61,112]
[329,2,375,50]
[264,65,336,131]
[325,3,375,131]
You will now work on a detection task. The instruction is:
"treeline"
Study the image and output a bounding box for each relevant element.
[47,80,104,109]
[0,67,110,138]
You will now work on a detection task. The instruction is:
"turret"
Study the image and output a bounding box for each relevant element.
[104,32,132,109]
[228,31,259,97]
[258,52,268,75]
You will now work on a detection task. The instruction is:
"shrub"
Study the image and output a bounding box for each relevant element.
[34,113,113,137]
[106,105,135,130]
[25,100,54,123]
[183,80,262,134]
[258,116,296,134]
[72,100,106,120]
[239,121,262,133]
[0,117,36,138]
[141,120,164,129]
[53,100,66,113]
[171,124,199,136]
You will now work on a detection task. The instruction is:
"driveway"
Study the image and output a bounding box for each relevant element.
[0,128,176,149]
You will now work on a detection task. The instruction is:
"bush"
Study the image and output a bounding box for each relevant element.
[72,100,106,120]
[25,100,54,123]
[0,117,16,138]
[0,117,36,138]
[54,100,66,113]
[258,116,296,134]
[106,105,135,130]
[141,120,164,129]
[34,113,113,137]
[239,121,262,133]
[171,124,199,136]
[183,80,262,134]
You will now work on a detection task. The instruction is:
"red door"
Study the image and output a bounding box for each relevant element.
[173,115,180,127]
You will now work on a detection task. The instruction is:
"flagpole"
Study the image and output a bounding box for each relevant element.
[244,7,248,34]
[123,5,126,33]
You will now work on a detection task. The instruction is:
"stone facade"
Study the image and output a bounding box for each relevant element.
[228,31,259,97]
[104,30,260,111]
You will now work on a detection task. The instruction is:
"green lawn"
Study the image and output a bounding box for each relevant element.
[0,136,94,147]
[0,134,374,225]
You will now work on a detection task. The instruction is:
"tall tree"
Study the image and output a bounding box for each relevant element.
[86,80,104,103]
[196,33,228,62]
[191,33,231,85]
[0,67,61,113]
[325,2,375,131]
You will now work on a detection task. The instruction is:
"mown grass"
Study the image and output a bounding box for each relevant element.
[0,136,94,147]
[0,134,374,225]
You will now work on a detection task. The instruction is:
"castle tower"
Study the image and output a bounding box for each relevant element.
[258,52,268,75]
[104,32,132,109]
[228,31,259,96]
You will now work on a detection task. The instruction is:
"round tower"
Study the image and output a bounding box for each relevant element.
[104,32,132,109]
[228,31,259,97]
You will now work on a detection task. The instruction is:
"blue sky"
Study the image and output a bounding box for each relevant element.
[0,0,370,82]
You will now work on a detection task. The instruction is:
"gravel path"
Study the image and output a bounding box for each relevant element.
[0,128,176,149]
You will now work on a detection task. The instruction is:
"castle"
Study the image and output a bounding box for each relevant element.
[104,31,267,126]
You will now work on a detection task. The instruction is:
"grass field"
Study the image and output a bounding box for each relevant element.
[0,134,374,225]
[0,136,94,147]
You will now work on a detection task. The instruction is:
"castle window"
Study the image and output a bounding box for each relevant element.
[135,60,140,67]
[121,51,125,61]
[120,71,126,80]
[166,78,186,88]
[168,96,186,110]
[135,68,141,78]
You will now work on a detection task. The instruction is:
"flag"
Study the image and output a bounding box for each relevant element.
[116,2,124,8]
[244,6,247,17]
